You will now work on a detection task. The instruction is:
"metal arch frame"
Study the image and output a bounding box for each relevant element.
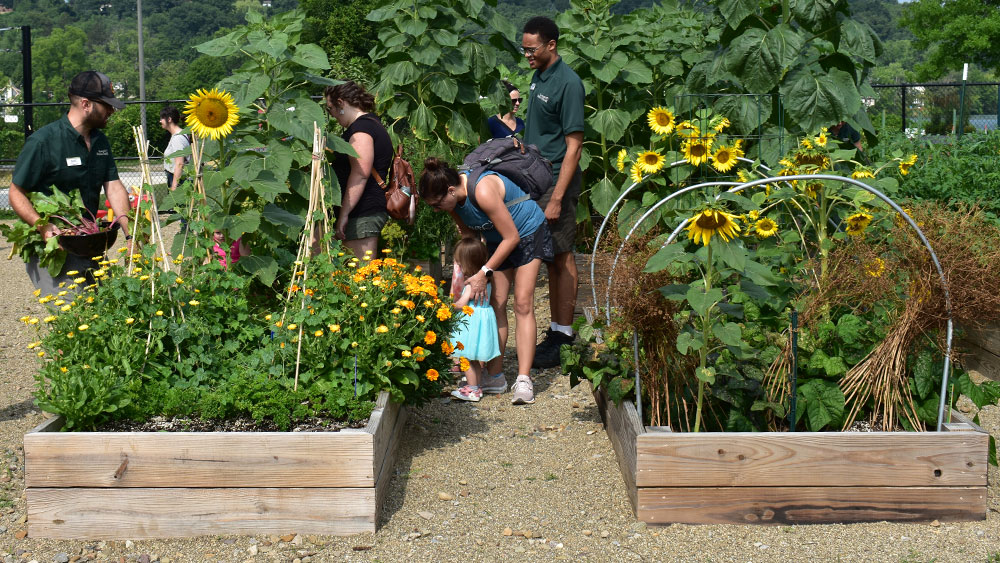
[601,173,955,432]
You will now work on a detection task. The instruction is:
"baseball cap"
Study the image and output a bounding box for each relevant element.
[68,71,125,110]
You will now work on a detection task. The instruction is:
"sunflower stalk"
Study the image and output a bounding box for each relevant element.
[693,243,714,433]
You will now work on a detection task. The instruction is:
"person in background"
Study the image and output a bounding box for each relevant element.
[520,16,586,369]
[829,121,864,152]
[159,105,189,191]
[325,81,391,258]
[449,237,501,402]
[487,80,525,139]
[9,70,132,295]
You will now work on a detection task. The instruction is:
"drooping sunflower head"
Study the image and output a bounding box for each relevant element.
[636,150,666,174]
[710,144,743,173]
[710,116,731,132]
[851,166,875,179]
[647,107,675,136]
[800,138,813,150]
[898,156,917,175]
[184,88,240,140]
[616,149,627,172]
[682,138,713,167]
[685,208,741,246]
[629,161,643,185]
[803,182,823,199]
[676,120,700,138]
[754,217,778,238]
[845,211,873,236]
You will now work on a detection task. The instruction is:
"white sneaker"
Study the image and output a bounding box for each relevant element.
[511,375,534,405]
[480,372,508,394]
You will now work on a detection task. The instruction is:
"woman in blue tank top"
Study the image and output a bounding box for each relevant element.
[418,157,554,405]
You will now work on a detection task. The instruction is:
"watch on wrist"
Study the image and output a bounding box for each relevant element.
[480,265,493,279]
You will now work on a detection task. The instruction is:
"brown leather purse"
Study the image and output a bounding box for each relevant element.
[371,143,416,225]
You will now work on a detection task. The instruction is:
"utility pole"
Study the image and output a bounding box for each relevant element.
[137,0,146,140]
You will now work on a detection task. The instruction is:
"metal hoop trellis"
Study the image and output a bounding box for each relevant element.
[591,171,955,432]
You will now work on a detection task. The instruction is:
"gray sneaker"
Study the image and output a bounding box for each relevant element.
[511,375,535,405]
[480,372,508,394]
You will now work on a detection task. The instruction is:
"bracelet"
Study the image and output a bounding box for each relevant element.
[125,235,133,241]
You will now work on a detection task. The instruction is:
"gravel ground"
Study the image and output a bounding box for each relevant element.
[0,221,998,562]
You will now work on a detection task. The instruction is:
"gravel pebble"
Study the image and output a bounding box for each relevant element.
[0,222,998,561]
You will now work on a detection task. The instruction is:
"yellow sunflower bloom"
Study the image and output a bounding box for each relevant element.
[686,209,742,246]
[754,218,779,238]
[710,116,730,132]
[184,88,241,140]
[616,149,627,172]
[629,162,643,185]
[903,154,918,166]
[815,132,828,147]
[646,107,675,136]
[682,138,713,167]
[851,166,875,179]
[845,212,873,236]
[636,150,666,174]
[865,257,885,278]
[710,144,742,173]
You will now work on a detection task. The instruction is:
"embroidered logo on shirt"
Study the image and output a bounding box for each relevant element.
[96,149,109,156]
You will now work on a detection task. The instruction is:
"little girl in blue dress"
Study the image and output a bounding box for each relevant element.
[450,237,501,401]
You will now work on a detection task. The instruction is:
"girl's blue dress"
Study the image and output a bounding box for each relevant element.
[452,285,501,362]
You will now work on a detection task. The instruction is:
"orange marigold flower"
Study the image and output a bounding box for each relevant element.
[441,341,455,355]
[289,284,300,292]
[462,305,474,316]
[459,357,471,372]
[425,368,440,381]
[436,307,452,321]
[413,346,426,361]
[456,341,465,350]
[424,330,437,345]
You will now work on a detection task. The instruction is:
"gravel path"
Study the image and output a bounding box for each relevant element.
[0,222,998,562]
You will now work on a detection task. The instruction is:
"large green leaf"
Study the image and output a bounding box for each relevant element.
[410,41,442,66]
[196,30,240,57]
[411,103,437,140]
[366,4,400,22]
[249,172,290,203]
[790,0,839,30]
[460,42,497,81]
[223,209,261,239]
[718,0,757,29]
[590,177,619,217]
[590,108,630,142]
[781,68,861,133]
[797,379,844,431]
[713,322,742,347]
[592,51,628,84]
[446,111,475,145]
[725,25,803,94]
[326,133,358,158]
[838,20,881,65]
[714,94,772,134]
[621,59,653,84]
[291,44,330,71]
[384,61,421,86]
[264,141,294,184]
[430,29,459,48]
[428,77,459,104]
[398,18,428,37]
[237,255,279,286]
[686,286,724,317]
[262,203,305,232]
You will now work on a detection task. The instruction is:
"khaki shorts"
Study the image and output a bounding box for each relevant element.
[535,167,581,255]
[345,212,388,240]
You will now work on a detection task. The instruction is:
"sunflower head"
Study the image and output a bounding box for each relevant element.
[864,257,886,278]
[710,144,743,173]
[647,107,675,136]
[636,150,666,174]
[685,208,741,246]
[616,149,627,172]
[629,161,643,185]
[845,211,873,236]
[754,217,778,238]
[682,138,713,167]
[710,116,730,132]
[851,166,875,179]
[184,88,240,140]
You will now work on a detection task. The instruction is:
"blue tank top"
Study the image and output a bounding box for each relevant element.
[455,171,545,244]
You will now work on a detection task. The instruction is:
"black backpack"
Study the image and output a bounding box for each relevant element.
[459,137,553,204]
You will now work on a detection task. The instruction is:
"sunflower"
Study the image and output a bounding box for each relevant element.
[616,149,627,172]
[851,166,875,179]
[636,150,666,174]
[629,162,643,185]
[815,132,828,147]
[685,209,741,246]
[845,212,873,236]
[710,144,742,173]
[800,138,813,150]
[803,182,822,199]
[903,153,918,166]
[682,138,713,167]
[710,116,730,132]
[647,107,675,136]
[184,88,240,140]
[898,155,918,176]
[676,120,700,137]
[754,217,779,238]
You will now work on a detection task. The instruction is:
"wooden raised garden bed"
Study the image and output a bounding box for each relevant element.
[594,387,989,525]
[23,392,406,539]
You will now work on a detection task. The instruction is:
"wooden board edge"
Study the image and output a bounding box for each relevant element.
[948,409,988,433]
[599,385,644,515]
[26,416,65,434]
[27,487,377,539]
[636,486,987,526]
[374,404,407,527]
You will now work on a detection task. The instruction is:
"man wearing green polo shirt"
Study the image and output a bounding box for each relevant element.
[9,70,132,295]
[521,16,585,370]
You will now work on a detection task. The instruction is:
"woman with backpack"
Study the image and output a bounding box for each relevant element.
[419,157,553,405]
[325,81,392,257]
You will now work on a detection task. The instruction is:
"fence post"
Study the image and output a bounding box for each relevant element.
[958,64,968,139]
[900,85,907,135]
[21,25,32,139]
[996,84,999,131]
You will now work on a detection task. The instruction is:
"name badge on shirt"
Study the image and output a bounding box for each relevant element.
[66,157,82,166]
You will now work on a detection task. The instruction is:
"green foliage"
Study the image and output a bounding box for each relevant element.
[0,190,100,277]
[901,0,1000,79]
[366,0,517,146]
[561,316,633,398]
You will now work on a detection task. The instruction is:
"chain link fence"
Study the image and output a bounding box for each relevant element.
[0,99,183,210]
[869,82,1000,136]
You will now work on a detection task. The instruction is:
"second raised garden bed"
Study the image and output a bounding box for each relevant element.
[23,391,406,539]
[594,386,989,525]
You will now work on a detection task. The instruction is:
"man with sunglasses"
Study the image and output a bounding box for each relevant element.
[9,70,133,294]
[520,16,585,370]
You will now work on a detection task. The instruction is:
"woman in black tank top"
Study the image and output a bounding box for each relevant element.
[325,81,392,258]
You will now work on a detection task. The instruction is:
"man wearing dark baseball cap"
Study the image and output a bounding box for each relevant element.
[9,70,132,294]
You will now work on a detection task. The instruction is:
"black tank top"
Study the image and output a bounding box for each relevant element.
[333,113,392,218]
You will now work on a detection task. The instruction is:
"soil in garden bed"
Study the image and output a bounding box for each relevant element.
[97,415,369,433]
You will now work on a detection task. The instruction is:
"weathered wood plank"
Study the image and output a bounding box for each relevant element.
[24,431,375,488]
[27,487,375,539]
[960,341,1000,382]
[374,402,407,525]
[596,389,644,514]
[637,486,986,525]
[964,326,1000,358]
[636,432,988,488]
